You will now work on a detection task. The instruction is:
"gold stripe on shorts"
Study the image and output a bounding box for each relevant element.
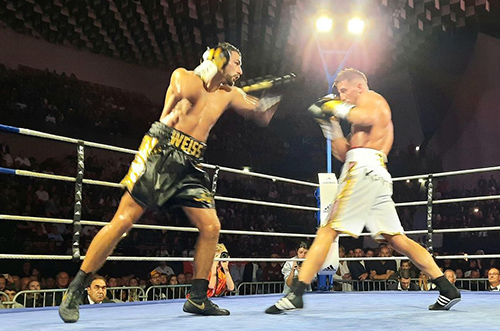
[121,135,159,191]
[324,162,357,230]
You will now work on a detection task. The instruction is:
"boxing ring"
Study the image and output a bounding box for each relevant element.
[1,292,499,330]
[2,123,500,330]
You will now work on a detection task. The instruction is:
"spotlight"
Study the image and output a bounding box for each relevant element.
[415,146,420,151]
[316,16,333,32]
[347,18,365,35]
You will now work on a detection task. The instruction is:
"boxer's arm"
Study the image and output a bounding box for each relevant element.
[230,88,280,127]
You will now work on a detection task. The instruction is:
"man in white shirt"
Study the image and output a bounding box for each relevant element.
[154,261,175,276]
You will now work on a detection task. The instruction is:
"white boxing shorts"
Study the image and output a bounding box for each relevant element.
[323,148,404,241]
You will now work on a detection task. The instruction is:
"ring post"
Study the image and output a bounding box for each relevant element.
[426,174,434,254]
[71,141,85,262]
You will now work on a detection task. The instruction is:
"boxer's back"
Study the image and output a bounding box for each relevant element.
[159,68,234,143]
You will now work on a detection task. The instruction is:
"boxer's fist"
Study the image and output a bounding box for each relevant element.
[308,94,354,120]
[307,94,337,119]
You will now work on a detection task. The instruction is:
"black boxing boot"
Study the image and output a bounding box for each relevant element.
[183,279,230,316]
[428,275,461,310]
[58,270,91,323]
[265,279,306,314]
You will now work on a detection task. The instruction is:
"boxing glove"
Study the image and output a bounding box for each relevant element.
[194,46,231,84]
[308,94,354,120]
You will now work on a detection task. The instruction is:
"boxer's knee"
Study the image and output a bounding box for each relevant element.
[199,218,221,239]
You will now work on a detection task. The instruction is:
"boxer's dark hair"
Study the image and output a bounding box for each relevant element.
[334,68,368,87]
[217,42,241,58]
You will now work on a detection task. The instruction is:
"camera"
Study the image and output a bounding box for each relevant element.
[220,252,229,259]
[297,261,302,267]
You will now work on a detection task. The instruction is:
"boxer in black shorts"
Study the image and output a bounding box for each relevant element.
[59,42,282,322]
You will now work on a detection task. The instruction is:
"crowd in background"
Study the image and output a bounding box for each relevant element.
[2,64,500,307]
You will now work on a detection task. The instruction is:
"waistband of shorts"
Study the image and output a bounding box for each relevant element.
[148,121,207,159]
[346,147,388,165]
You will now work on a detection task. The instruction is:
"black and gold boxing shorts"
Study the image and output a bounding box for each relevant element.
[121,121,214,209]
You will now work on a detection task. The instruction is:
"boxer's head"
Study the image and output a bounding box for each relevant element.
[334,68,368,105]
[218,42,242,86]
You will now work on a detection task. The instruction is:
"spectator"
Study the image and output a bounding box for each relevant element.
[444,269,458,287]
[23,280,44,308]
[487,268,500,291]
[333,246,352,291]
[243,251,260,283]
[153,261,175,277]
[262,253,283,282]
[206,243,235,298]
[388,269,419,291]
[1,288,24,309]
[368,246,397,290]
[348,247,369,291]
[281,242,311,294]
[0,275,7,291]
[418,270,437,291]
[84,275,114,304]
[167,274,185,299]
[147,270,166,300]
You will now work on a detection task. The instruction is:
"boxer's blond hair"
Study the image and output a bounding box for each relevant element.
[333,68,368,88]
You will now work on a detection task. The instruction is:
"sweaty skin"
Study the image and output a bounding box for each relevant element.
[296,76,444,286]
[330,79,393,162]
[161,51,276,142]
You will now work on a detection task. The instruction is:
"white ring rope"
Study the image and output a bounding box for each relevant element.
[1,124,319,187]
[393,165,500,182]
[0,215,317,238]
[4,214,500,237]
[200,164,318,187]
[2,168,318,210]
[2,254,500,262]
[214,196,319,211]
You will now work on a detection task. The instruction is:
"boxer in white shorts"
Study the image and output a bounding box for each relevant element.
[328,147,404,241]
[266,68,460,315]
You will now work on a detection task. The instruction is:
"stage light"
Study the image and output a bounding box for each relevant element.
[347,18,365,35]
[316,16,333,32]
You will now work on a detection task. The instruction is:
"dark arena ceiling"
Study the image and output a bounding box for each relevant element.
[1,0,499,79]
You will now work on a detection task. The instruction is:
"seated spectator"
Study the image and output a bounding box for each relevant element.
[153,261,175,277]
[387,269,419,291]
[282,242,312,294]
[444,269,460,289]
[467,269,486,291]
[147,270,166,301]
[167,274,186,299]
[348,247,368,291]
[22,280,44,308]
[262,253,283,282]
[1,288,24,309]
[84,275,114,304]
[487,268,500,291]
[393,260,417,279]
[333,246,352,291]
[0,275,7,292]
[418,271,437,291]
[368,246,397,290]
[207,243,235,298]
